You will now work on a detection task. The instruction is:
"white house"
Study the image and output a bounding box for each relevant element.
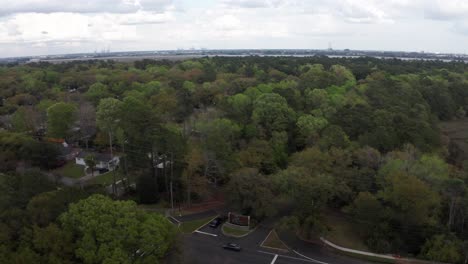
[75,152,120,171]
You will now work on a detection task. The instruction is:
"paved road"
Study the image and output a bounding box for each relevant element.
[183,231,315,264]
[278,232,372,264]
[180,215,374,264]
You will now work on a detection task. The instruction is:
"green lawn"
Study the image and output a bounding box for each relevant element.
[138,201,168,213]
[222,225,250,237]
[179,216,216,233]
[262,230,289,251]
[53,162,85,179]
[324,213,369,252]
[88,171,123,186]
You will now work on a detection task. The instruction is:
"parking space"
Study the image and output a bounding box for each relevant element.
[197,223,221,236]
[194,216,226,237]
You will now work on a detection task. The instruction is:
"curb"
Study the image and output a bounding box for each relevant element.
[320,237,450,264]
[293,250,329,264]
[259,229,290,253]
[221,223,256,238]
[192,215,219,233]
[177,215,218,234]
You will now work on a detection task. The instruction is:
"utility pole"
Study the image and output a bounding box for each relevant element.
[170,152,174,212]
[112,162,117,196]
[109,131,113,158]
[164,155,168,193]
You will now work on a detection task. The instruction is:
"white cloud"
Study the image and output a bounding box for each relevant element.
[424,0,468,20]
[0,0,173,16]
[1,0,468,57]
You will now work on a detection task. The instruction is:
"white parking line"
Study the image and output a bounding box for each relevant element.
[257,250,315,263]
[261,230,274,246]
[270,254,278,264]
[293,250,329,264]
[168,216,180,223]
[194,230,218,237]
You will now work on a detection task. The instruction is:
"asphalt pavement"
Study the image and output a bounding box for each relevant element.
[179,214,374,264]
[183,231,315,264]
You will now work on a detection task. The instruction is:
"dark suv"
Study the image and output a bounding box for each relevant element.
[209,217,222,228]
[222,243,241,252]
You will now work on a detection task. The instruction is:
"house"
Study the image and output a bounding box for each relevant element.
[147,153,172,168]
[57,142,80,161]
[75,151,120,171]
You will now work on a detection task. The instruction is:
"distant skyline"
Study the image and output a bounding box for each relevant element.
[1,0,468,57]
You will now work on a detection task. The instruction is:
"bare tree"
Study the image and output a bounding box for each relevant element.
[78,101,96,149]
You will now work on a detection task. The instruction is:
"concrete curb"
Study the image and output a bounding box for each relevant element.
[320,237,450,264]
[177,215,218,234]
[292,250,329,264]
[192,215,219,233]
[259,229,290,253]
[221,223,256,238]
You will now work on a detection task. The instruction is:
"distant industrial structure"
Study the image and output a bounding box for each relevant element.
[1,48,468,64]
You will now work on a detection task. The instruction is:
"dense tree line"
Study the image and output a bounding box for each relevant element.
[1,56,468,262]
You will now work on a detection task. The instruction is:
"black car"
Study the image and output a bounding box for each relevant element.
[222,243,241,252]
[98,168,109,174]
[209,218,222,228]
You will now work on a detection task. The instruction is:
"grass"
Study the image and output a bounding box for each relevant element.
[88,171,123,186]
[222,225,250,237]
[262,230,289,251]
[324,213,369,252]
[179,216,216,233]
[53,162,85,179]
[138,201,168,214]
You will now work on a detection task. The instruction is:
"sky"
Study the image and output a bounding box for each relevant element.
[1,0,468,57]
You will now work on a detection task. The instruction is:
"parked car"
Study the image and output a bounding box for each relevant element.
[222,243,241,252]
[98,168,109,174]
[209,218,222,228]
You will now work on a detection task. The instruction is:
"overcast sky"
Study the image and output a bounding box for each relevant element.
[1,0,468,57]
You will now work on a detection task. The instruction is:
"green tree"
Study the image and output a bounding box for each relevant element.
[238,139,278,174]
[47,102,77,138]
[347,192,384,224]
[11,106,40,133]
[252,93,295,137]
[420,234,462,263]
[226,168,277,220]
[195,118,241,183]
[84,154,96,177]
[318,125,350,150]
[96,98,123,158]
[59,194,178,264]
[378,172,440,227]
[26,188,90,227]
[227,93,252,123]
[85,82,111,105]
[274,166,335,237]
[296,113,328,146]
[0,171,55,210]
[31,224,75,264]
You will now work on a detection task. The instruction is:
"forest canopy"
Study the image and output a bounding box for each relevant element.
[1,56,468,263]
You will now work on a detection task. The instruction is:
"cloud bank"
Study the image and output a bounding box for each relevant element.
[0,0,467,57]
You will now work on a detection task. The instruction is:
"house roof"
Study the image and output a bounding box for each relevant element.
[77,151,116,162]
[59,145,73,156]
